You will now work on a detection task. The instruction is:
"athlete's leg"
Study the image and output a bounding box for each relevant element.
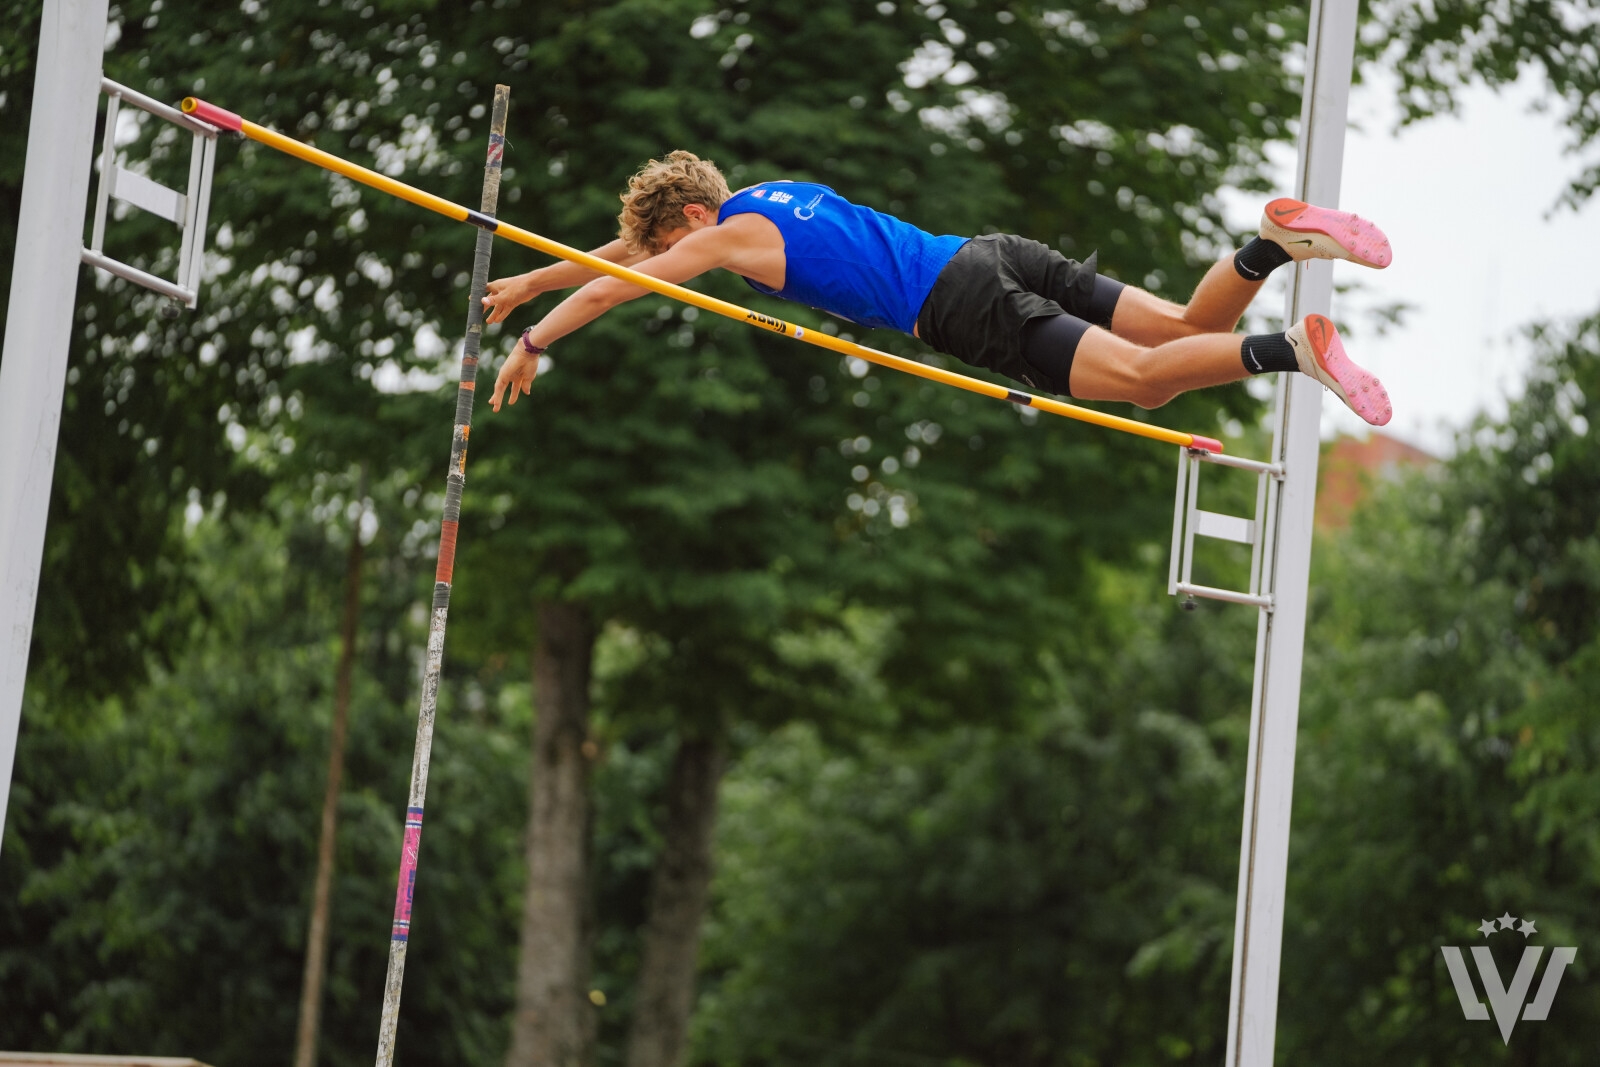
[1102,199,1394,347]
[1061,313,1391,425]
[1107,260,1264,347]
[1011,203,1394,422]
[1068,326,1248,410]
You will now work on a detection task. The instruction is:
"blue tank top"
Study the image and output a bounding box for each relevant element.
[717,182,967,335]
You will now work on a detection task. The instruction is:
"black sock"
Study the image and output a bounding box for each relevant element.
[1241,333,1298,375]
[1233,237,1292,281]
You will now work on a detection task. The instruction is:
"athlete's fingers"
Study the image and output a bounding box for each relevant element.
[491,360,512,412]
[482,280,507,322]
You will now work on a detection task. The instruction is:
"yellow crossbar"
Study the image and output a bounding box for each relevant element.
[180,96,1223,454]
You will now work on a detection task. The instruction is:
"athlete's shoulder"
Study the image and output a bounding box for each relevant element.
[728,180,837,201]
[731,179,798,193]
[710,211,785,248]
[692,211,784,263]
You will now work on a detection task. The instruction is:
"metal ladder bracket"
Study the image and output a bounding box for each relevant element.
[81,77,221,309]
[1168,445,1284,611]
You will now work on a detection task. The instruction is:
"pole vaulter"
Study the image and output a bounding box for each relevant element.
[179,95,1223,454]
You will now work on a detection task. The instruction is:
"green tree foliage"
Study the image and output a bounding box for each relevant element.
[1278,314,1600,1065]
[0,510,530,1065]
[915,2,1305,278]
[455,0,1306,716]
[689,313,1600,1067]
[2,0,1324,1061]
[1366,0,1600,204]
[0,0,1308,708]
[695,565,1258,1067]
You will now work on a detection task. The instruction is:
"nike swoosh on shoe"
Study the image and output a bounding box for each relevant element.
[1261,198,1393,269]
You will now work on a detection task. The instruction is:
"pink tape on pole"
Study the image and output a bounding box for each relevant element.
[1189,435,1225,454]
[179,97,244,133]
[390,807,424,941]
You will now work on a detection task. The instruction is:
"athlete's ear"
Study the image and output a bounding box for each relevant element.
[682,203,712,225]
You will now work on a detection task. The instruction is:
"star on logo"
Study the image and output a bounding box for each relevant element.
[1520,919,1538,937]
[1478,919,1498,938]
[1498,912,1518,930]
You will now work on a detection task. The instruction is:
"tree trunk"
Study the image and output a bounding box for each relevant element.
[505,600,597,1067]
[624,734,729,1067]
[292,494,366,1067]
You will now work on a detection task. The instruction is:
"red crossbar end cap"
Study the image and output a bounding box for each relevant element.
[1189,435,1225,454]
[181,97,243,133]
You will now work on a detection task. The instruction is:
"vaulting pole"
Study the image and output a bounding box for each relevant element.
[370,85,510,1067]
[179,95,1223,454]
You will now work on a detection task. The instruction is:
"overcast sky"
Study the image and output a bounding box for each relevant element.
[1230,71,1600,456]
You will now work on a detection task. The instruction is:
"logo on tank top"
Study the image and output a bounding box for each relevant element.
[794,192,824,221]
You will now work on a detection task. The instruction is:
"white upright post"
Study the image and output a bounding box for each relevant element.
[1224,2,1357,1064]
[0,0,110,856]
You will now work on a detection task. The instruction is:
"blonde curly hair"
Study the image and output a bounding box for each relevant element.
[617,150,732,255]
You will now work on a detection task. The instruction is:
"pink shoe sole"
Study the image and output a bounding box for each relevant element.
[1266,198,1393,269]
[1306,314,1392,426]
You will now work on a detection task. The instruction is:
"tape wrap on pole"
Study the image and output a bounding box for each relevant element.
[179,96,1222,454]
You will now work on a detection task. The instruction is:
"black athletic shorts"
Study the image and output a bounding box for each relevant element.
[914,234,1123,395]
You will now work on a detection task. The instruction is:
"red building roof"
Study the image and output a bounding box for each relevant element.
[1317,431,1438,529]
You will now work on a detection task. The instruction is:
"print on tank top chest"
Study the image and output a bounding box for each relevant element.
[748,187,825,220]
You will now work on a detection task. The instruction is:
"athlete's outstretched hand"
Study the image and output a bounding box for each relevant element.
[491,342,540,412]
[482,273,539,326]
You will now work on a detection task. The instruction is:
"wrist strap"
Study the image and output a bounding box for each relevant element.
[520,327,547,355]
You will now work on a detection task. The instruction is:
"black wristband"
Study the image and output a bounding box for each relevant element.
[520,327,547,355]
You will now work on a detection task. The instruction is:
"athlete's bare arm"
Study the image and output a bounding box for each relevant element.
[481,239,652,325]
[489,212,785,411]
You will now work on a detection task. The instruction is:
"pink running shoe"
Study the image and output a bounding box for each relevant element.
[1287,314,1392,426]
[1261,198,1392,269]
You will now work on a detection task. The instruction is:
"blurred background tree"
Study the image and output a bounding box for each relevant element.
[6,1,1600,1066]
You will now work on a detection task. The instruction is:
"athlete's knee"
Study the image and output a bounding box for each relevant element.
[1075,340,1175,409]
[1146,295,1208,340]
[1133,390,1177,411]
[1110,287,1201,344]
[1169,310,1211,339]
[1123,355,1178,410]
